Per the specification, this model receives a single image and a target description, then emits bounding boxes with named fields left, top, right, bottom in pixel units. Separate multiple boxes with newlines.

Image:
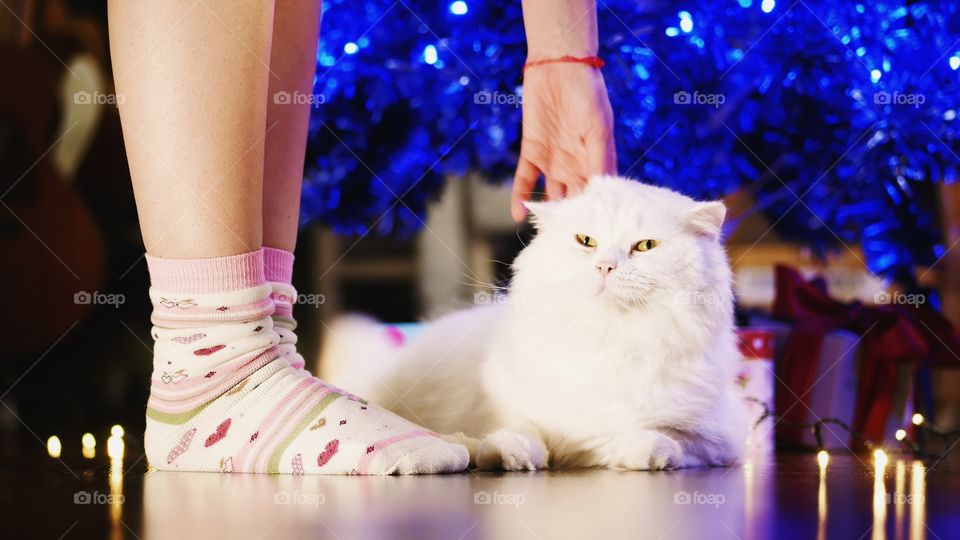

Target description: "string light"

left=873, top=448, right=889, bottom=468
left=107, top=435, right=125, bottom=460
left=46, top=436, right=62, bottom=458
left=81, top=432, right=96, bottom=459
left=746, top=397, right=959, bottom=462
left=817, top=449, right=829, bottom=469
left=111, top=425, right=124, bottom=438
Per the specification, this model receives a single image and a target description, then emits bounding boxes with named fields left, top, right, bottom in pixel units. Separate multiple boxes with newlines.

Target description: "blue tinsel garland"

left=303, top=0, right=959, bottom=281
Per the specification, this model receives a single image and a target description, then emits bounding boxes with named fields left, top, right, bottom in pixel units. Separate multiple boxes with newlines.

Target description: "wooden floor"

left=2, top=436, right=957, bottom=540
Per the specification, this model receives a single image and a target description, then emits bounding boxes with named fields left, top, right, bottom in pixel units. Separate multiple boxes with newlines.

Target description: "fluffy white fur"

left=322, top=175, right=749, bottom=471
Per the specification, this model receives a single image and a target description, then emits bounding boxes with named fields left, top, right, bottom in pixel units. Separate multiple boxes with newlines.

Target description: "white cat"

left=322, top=175, right=749, bottom=470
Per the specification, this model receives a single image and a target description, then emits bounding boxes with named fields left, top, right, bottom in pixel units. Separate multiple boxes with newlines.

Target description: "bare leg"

left=262, top=0, right=321, bottom=252
left=109, top=0, right=275, bottom=258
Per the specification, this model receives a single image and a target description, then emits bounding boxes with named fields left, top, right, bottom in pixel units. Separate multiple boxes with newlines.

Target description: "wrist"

left=526, top=48, right=598, bottom=63
left=524, top=55, right=604, bottom=72
left=522, top=0, right=598, bottom=62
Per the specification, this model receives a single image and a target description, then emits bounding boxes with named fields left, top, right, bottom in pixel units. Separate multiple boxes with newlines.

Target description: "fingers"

left=564, top=177, right=587, bottom=196
left=544, top=179, right=566, bottom=201
left=546, top=147, right=587, bottom=199
left=587, top=131, right=618, bottom=177
left=511, top=157, right=542, bottom=222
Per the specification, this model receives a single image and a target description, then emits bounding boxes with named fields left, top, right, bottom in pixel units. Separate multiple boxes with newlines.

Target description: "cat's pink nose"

left=596, top=261, right=617, bottom=276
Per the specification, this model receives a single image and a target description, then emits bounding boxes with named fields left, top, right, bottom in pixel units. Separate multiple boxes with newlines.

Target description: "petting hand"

left=511, top=63, right=617, bottom=222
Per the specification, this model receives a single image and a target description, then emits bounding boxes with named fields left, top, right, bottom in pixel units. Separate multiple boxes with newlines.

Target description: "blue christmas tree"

left=302, top=0, right=959, bottom=282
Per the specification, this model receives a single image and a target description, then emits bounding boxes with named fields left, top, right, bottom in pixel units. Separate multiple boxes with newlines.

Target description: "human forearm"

left=521, top=0, right=599, bottom=61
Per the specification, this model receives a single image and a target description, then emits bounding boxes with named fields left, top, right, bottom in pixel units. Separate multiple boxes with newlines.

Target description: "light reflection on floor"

left=11, top=428, right=951, bottom=540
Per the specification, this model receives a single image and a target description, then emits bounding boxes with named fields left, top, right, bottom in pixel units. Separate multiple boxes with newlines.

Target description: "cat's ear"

left=523, top=200, right=559, bottom=228
left=686, top=201, right=726, bottom=239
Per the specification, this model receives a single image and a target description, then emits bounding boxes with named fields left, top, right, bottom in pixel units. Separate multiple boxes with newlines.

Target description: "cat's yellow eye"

left=575, top=234, right=598, bottom=248
left=632, top=239, right=659, bottom=252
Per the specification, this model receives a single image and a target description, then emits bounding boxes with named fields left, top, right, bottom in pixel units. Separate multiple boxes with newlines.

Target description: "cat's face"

left=512, top=175, right=729, bottom=312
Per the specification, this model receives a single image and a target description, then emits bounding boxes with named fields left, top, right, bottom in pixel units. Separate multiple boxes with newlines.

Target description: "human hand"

left=511, top=63, right=617, bottom=222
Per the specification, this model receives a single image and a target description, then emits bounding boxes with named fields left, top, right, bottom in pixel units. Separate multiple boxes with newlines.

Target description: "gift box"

left=744, top=321, right=865, bottom=449
left=735, top=329, right=776, bottom=451
left=765, top=266, right=928, bottom=450
left=735, top=329, right=776, bottom=424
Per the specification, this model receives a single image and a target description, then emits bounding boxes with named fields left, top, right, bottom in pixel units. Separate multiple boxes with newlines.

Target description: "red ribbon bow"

left=772, top=265, right=933, bottom=446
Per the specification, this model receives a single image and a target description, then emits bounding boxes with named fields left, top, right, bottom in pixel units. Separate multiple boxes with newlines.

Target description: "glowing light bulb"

left=911, top=413, right=924, bottom=426
left=47, top=436, right=62, bottom=458
left=343, top=42, right=359, bottom=55
left=817, top=450, right=829, bottom=469
left=111, top=425, right=124, bottom=438
left=895, top=429, right=907, bottom=441
left=423, top=45, right=438, bottom=65
left=82, top=433, right=96, bottom=449
left=449, top=1, right=468, bottom=15
left=873, top=449, right=888, bottom=467
left=82, top=446, right=96, bottom=459
left=107, top=435, right=125, bottom=460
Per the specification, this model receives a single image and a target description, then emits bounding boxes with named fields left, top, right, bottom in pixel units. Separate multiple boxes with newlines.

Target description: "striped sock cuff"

left=146, top=250, right=265, bottom=294
left=263, top=247, right=295, bottom=285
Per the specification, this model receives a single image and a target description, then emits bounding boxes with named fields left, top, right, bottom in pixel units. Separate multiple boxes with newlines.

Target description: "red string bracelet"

left=523, top=55, right=605, bottom=72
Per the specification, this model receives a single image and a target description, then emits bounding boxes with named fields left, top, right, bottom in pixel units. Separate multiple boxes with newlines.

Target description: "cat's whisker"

left=456, top=280, right=508, bottom=292
left=514, top=231, right=529, bottom=249
left=457, top=273, right=507, bottom=290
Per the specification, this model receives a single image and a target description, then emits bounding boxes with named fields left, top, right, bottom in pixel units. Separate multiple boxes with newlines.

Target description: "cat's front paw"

left=611, top=431, right=683, bottom=470
left=476, top=430, right=548, bottom=471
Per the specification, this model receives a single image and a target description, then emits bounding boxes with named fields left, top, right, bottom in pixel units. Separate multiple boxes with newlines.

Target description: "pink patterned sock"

left=143, top=249, right=468, bottom=475
left=263, top=247, right=305, bottom=370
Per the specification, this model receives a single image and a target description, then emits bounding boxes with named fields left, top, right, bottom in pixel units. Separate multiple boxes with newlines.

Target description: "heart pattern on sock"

left=310, top=417, right=326, bottom=431
left=317, top=439, right=339, bottom=467
left=204, top=419, right=232, bottom=447
left=167, top=428, right=197, bottom=464
left=219, top=457, right=234, bottom=473
left=194, top=345, right=226, bottom=356
left=292, top=454, right=304, bottom=475
left=161, top=370, right=188, bottom=384
left=172, top=333, right=206, bottom=344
